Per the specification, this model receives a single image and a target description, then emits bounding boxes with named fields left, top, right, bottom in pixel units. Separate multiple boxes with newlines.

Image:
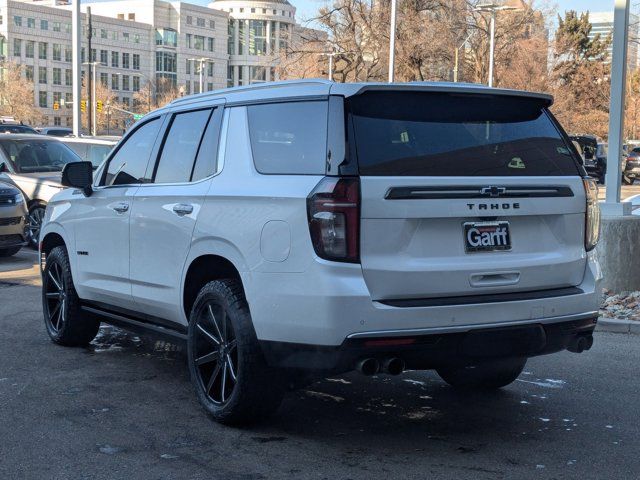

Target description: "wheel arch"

left=182, top=254, right=246, bottom=321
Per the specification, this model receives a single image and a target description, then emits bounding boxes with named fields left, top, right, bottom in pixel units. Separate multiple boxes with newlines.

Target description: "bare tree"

left=0, top=61, right=40, bottom=123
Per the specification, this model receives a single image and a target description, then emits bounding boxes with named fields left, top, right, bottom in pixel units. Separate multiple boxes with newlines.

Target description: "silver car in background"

left=0, top=181, right=28, bottom=257
left=58, top=137, right=117, bottom=170
left=0, top=134, right=82, bottom=247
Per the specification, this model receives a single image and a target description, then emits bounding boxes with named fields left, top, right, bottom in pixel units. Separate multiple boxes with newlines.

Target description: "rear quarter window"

left=247, top=101, right=327, bottom=175
left=347, top=91, right=581, bottom=177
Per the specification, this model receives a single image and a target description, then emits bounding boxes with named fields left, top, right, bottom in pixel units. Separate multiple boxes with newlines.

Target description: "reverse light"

left=583, top=178, right=601, bottom=251
left=307, top=177, right=360, bottom=263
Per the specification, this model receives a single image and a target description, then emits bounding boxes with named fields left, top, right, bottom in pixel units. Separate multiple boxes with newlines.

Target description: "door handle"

left=173, top=204, right=194, bottom=216
left=111, top=202, right=129, bottom=214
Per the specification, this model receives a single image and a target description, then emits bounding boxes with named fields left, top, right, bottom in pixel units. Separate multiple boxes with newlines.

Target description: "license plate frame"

left=463, top=221, right=512, bottom=253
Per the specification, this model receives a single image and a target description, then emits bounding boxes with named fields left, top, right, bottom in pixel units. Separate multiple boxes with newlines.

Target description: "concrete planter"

left=596, top=215, right=640, bottom=293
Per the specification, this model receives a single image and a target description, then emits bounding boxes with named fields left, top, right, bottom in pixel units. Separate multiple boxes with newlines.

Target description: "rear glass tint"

left=347, top=92, right=580, bottom=177
left=247, top=101, right=327, bottom=175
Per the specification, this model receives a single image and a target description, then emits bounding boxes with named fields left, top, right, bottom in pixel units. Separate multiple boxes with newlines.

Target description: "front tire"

left=42, top=246, right=100, bottom=346
left=27, top=204, right=46, bottom=249
left=187, top=279, right=285, bottom=425
left=436, top=357, right=527, bottom=390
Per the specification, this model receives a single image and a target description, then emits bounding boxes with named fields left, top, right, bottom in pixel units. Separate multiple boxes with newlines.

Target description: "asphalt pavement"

left=1, top=249, right=639, bottom=480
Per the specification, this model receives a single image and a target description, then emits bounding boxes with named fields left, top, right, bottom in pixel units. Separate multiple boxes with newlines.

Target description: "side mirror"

left=61, top=161, right=93, bottom=196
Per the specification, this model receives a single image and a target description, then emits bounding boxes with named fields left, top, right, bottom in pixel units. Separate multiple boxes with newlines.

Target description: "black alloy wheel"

left=193, top=302, right=239, bottom=405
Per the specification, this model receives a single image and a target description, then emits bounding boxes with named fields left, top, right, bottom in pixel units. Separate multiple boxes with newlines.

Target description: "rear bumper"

left=248, top=251, right=602, bottom=347
left=260, top=315, right=597, bottom=373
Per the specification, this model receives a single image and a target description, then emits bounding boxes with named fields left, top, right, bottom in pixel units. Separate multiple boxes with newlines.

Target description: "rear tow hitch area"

left=567, top=334, right=594, bottom=353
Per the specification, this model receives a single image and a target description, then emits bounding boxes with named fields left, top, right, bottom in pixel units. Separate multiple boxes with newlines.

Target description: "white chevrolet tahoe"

left=39, top=81, right=602, bottom=425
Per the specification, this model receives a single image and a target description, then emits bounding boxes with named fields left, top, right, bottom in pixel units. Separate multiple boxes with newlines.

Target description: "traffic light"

left=80, top=100, right=86, bottom=113
left=53, top=102, right=60, bottom=111
left=96, top=101, right=103, bottom=113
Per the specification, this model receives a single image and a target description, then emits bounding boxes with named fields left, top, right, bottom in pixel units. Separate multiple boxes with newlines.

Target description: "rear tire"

left=436, top=357, right=526, bottom=390
left=187, top=279, right=285, bottom=425
left=0, top=247, right=21, bottom=257
left=42, top=246, right=100, bottom=346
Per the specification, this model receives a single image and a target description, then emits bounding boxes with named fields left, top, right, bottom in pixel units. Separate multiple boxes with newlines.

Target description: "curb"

left=596, top=317, right=640, bottom=335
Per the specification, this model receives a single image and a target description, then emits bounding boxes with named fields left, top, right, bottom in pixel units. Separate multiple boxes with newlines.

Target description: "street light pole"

left=188, top=57, right=209, bottom=93
left=71, top=0, right=81, bottom=136
left=83, top=61, right=99, bottom=136
left=388, top=0, right=398, bottom=82
left=453, top=32, right=473, bottom=82
left=474, top=3, right=518, bottom=88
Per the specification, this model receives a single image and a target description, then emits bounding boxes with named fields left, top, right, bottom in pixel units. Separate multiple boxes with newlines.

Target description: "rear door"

left=348, top=91, right=587, bottom=301
left=129, top=104, right=224, bottom=324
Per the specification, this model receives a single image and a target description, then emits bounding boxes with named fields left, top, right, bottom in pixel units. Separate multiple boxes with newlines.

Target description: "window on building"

left=197, top=17, right=205, bottom=27
left=14, top=16, right=22, bottom=27
left=207, top=82, right=213, bottom=91
left=25, top=66, right=34, bottom=82
left=186, top=16, right=193, bottom=25
left=227, top=65, right=234, bottom=88
left=133, top=76, right=140, bottom=92
left=155, top=28, right=177, bottom=47
left=65, top=92, right=72, bottom=108
left=91, top=48, right=97, bottom=62
left=270, top=21, right=277, bottom=52
left=251, top=8, right=255, bottom=13
left=101, top=29, right=107, bottom=39
left=249, top=66, right=265, bottom=84
left=103, top=117, right=161, bottom=186
left=39, top=91, right=48, bottom=108
left=263, top=9, right=267, bottom=14
left=65, top=47, right=72, bottom=62
left=54, top=117, right=61, bottom=126
left=134, top=34, right=140, bottom=44
left=64, top=23, right=71, bottom=34
left=53, top=68, right=62, bottom=85
left=100, top=72, right=108, bottom=87
left=185, top=82, right=191, bottom=95
left=208, top=37, right=215, bottom=52
left=112, top=31, right=118, bottom=41
left=65, top=69, right=72, bottom=86
left=26, top=41, right=34, bottom=58
left=238, top=65, right=244, bottom=85
left=112, top=74, right=119, bottom=90
left=53, top=44, right=62, bottom=61
left=228, top=20, right=235, bottom=55
left=279, top=23, right=289, bottom=51
left=122, top=75, right=130, bottom=91
left=100, top=50, right=108, bottom=66
left=39, top=67, right=47, bottom=84
left=209, top=19, right=215, bottom=29
left=53, top=21, right=61, bottom=32
left=207, top=62, right=214, bottom=76
left=249, top=20, right=267, bottom=55
left=186, top=59, right=191, bottom=75
left=13, top=38, right=21, bottom=57
left=247, top=102, right=328, bottom=174
left=81, top=47, right=86, bottom=63
left=239, top=20, right=245, bottom=54
left=53, top=92, right=62, bottom=105
left=123, top=32, right=130, bottom=42
left=186, top=33, right=192, bottom=49
left=123, top=52, right=130, bottom=69
left=133, top=54, right=140, bottom=70
left=27, top=18, right=35, bottom=28
left=112, top=51, right=119, bottom=68
left=39, top=42, right=47, bottom=60
left=66, top=117, right=72, bottom=127
left=122, top=97, right=130, bottom=107
left=41, top=20, right=48, bottom=30
left=194, top=35, right=205, bottom=50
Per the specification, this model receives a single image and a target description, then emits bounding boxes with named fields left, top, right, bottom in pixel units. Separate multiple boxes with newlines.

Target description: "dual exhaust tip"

left=356, top=357, right=405, bottom=376
left=567, top=335, right=594, bottom=354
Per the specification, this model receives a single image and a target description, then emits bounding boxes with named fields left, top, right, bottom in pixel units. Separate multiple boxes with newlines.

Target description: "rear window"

left=347, top=91, right=580, bottom=177
left=247, top=101, right=327, bottom=175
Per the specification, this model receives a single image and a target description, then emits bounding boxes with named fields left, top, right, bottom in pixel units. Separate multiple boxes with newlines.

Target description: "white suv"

left=39, top=81, right=602, bottom=425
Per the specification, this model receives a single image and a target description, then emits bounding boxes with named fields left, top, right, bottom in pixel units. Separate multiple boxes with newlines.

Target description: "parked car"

left=0, top=117, right=39, bottom=135
left=624, top=146, right=640, bottom=184
left=58, top=137, right=117, bottom=169
left=37, top=127, right=73, bottom=137
left=0, top=180, right=28, bottom=257
left=40, top=81, right=601, bottom=425
left=0, top=135, right=82, bottom=247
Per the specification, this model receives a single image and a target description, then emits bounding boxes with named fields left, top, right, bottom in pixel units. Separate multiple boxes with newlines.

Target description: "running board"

left=82, top=306, right=188, bottom=342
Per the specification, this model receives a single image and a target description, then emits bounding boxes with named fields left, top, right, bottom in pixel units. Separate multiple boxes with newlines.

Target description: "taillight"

left=583, top=178, right=601, bottom=251
left=307, top=177, right=360, bottom=263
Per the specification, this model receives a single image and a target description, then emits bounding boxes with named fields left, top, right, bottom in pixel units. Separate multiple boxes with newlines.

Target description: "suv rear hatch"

left=346, top=90, right=587, bottom=302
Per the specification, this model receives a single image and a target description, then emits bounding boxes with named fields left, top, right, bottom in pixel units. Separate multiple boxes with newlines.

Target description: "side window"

left=191, top=108, right=223, bottom=182
left=103, top=118, right=161, bottom=186
left=247, top=101, right=328, bottom=174
left=153, top=109, right=212, bottom=184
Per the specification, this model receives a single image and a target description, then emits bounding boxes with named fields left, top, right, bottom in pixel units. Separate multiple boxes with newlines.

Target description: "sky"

left=86, top=0, right=622, bottom=25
